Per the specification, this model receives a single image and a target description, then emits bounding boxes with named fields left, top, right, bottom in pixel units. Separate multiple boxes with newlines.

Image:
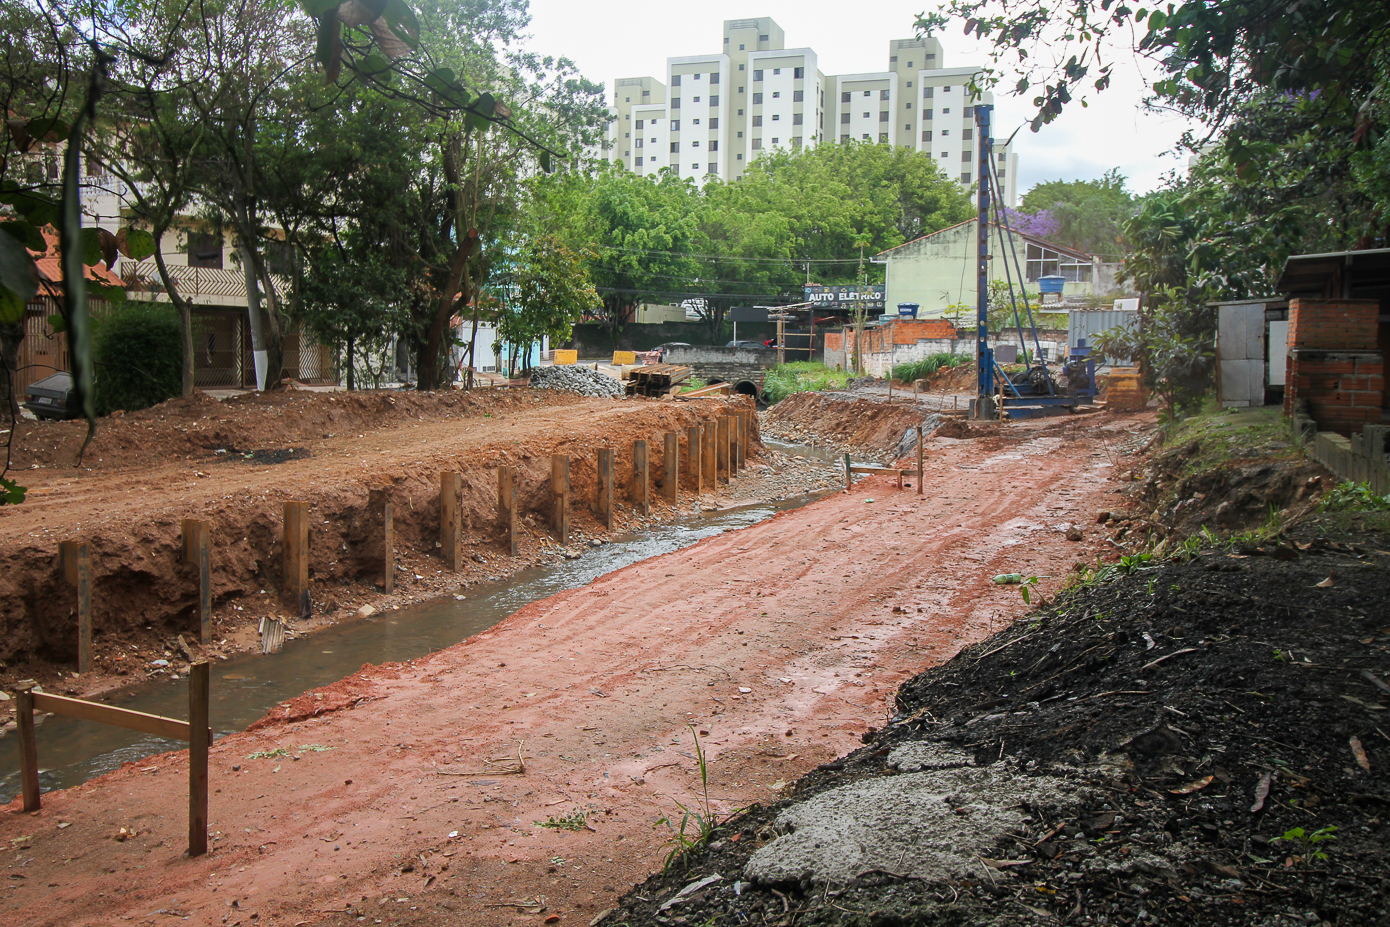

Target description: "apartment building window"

left=963, top=106, right=973, bottom=117
left=623, top=151, right=628, bottom=157
left=941, top=129, right=949, bottom=137
left=751, top=138, right=762, bottom=149
left=792, top=113, right=803, bottom=125
left=635, top=138, right=643, bottom=148
left=753, top=115, right=763, bottom=126
left=841, top=133, right=850, bottom=142
left=793, top=89, right=803, bottom=102
left=906, top=102, right=912, bottom=109
left=879, top=111, right=889, bottom=122
left=889, top=55, right=898, bottom=63
left=771, top=137, right=779, bottom=144
left=739, top=44, right=744, bottom=50
left=643, top=90, right=650, bottom=96
left=187, top=232, right=223, bottom=269
left=771, top=91, right=779, bottom=98
left=691, top=163, right=698, bottom=169
left=710, top=73, right=719, bottom=83
left=650, top=137, right=656, bottom=143
left=923, top=109, right=933, bottom=120
left=961, top=151, right=973, bottom=161
left=794, top=67, right=804, bottom=78
left=923, top=86, right=933, bottom=98
left=771, top=113, right=779, bottom=121
left=624, top=114, right=630, bottom=120
left=738, top=86, right=744, bottom=93
left=880, top=89, right=890, bottom=100
left=841, top=91, right=850, bottom=102
left=906, top=81, right=912, bottom=87
left=759, top=33, right=768, bottom=41
left=670, top=120, right=679, bottom=130
left=840, top=112, right=850, bottom=124
left=926, top=53, right=936, bottom=60
left=693, top=73, right=701, bottom=80
left=738, top=109, right=744, bottom=116
left=908, top=61, right=914, bottom=68
left=772, top=68, right=780, bottom=75
left=635, top=157, right=643, bottom=165
left=670, top=142, right=679, bottom=152
left=753, top=93, right=762, bottom=103
left=792, top=137, right=802, bottom=148
left=693, top=118, right=700, bottom=125
left=739, top=63, right=744, bottom=70
left=904, top=123, right=911, bottom=131
left=692, top=140, right=700, bottom=147
left=636, top=119, right=643, bottom=129
left=943, top=107, right=952, bottom=115
left=625, top=132, right=630, bottom=137
left=863, top=90, right=871, bottom=97
left=998, top=170, right=1006, bottom=179
left=709, top=163, right=718, bottom=173
left=710, top=141, right=718, bottom=151
left=672, top=75, right=681, bottom=85
left=862, top=133, right=870, bottom=140
left=624, top=96, right=630, bottom=103
left=943, top=85, right=951, bottom=92
left=710, top=118, right=719, bottom=128
left=737, top=153, right=743, bottom=159
left=961, top=172, right=971, bottom=183
left=693, top=96, right=700, bottom=103
left=671, top=97, right=681, bottom=109
left=962, top=129, right=973, bottom=140
left=862, top=111, right=869, bottom=118
left=879, top=132, right=888, bottom=142
left=999, top=153, right=1007, bottom=162
left=939, top=152, right=947, bottom=158
left=737, top=131, right=743, bottom=137
left=922, top=130, right=932, bottom=142
left=753, top=70, right=763, bottom=81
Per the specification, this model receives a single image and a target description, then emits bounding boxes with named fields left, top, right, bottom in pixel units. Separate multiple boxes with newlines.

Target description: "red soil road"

left=0, top=414, right=1144, bottom=927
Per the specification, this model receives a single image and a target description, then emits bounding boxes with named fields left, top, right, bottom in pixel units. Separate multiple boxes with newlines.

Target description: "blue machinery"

left=972, top=105, right=1096, bottom=419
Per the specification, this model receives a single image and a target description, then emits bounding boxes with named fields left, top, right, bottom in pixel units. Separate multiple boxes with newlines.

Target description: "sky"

left=519, top=0, right=1203, bottom=197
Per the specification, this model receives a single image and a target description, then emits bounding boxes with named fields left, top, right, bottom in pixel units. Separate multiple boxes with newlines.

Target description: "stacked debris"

left=625, top=364, right=692, bottom=398
left=527, top=364, right=625, bottom=398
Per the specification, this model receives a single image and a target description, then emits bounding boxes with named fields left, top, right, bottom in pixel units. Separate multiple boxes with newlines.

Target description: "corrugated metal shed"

left=1068, top=310, right=1137, bottom=365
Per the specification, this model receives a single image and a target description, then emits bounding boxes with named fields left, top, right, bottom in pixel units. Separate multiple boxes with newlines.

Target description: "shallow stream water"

left=0, top=496, right=817, bottom=803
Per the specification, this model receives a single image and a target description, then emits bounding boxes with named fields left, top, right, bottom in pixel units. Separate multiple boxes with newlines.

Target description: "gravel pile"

left=528, top=364, right=625, bottom=398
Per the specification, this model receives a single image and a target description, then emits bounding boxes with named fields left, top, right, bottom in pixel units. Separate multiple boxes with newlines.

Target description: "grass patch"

left=535, top=808, right=590, bottom=832
left=761, top=362, right=851, bottom=403
left=890, top=352, right=970, bottom=384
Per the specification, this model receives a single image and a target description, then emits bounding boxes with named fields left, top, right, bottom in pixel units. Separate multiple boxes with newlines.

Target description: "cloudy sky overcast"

left=521, top=0, right=1202, bottom=197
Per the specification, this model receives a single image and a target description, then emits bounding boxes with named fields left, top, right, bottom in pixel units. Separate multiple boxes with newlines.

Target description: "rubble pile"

left=528, top=364, right=625, bottom=398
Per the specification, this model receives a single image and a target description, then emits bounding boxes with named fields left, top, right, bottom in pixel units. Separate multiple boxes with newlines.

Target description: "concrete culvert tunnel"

left=706, top=377, right=763, bottom=402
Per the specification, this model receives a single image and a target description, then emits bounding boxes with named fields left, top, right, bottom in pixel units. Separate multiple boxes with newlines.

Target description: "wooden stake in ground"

left=14, top=681, right=39, bottom=812
left=843, top=452, right=852, bottom=491
left=664, top=432, right=679, bottom=503
left=58, top=540, right=92, bottom=673
left=551, top=455, right=570, bottom=544
left=687, top=425, right=702, bottom=492
left=703, top=420, right=717, bottom=488
left=382, top=496, right=394, bottom=593
left=181, top=520, right=212, bottom=644
left=597, top=447, right=615, bottom=531
left=717, top=416, right=731, bottom=481
left=917, top=424, right=924, bottom=495
left=283, top=501, right=310, bottom=617
left=633, top=440, right=650, bottom=515
left=188, top=661, right=210, bottom=857
left=498, top=465, right=518, bottom=555
left=440, top=472, right=462, bottom=570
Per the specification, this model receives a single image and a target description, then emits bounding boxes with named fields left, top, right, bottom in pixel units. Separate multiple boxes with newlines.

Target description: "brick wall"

left=1286, top=298, right=1379, bottom=351
left=1284, top=298, right=1384, bottom=435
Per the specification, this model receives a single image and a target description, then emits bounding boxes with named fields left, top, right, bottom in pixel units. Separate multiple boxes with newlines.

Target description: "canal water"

left=0, top=496, right=820, bottom=804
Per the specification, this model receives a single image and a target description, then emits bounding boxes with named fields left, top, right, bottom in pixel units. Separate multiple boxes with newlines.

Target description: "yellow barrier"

left=612, top=350, right=637, bottom=366
left=553, top=349, right=578, bottom=365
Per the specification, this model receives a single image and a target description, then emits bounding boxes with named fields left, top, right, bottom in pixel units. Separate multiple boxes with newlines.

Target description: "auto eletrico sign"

left=803, top=284, right=886, bottom=312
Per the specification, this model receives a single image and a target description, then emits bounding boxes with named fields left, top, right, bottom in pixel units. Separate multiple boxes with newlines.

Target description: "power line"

left=595, top=245, right=864, bottom=265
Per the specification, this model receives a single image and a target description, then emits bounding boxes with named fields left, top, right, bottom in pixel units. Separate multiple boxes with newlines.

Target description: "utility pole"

left=852, top=240, right=868, bottom=374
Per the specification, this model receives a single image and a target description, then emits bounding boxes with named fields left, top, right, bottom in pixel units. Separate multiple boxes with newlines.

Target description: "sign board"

left=727, top=306, right=770, bottom=323
left=1113, top=297, right=1140, bottom=312
left=804, top=284, right=885, bottom=313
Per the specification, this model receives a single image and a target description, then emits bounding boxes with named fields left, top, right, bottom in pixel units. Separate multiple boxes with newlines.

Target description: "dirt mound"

left=602, top=518, right=1390, bottom=926
left=763, top=392, right=938, bottom=460
left=934, top=418, right=995, bottom=440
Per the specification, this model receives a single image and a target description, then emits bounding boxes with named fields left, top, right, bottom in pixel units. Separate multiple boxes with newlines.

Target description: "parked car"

left=648, top=342, right=691, bottom=362
left=23, top=371, right=82, bottom=421
left=726, top=340, right=763, bottom=348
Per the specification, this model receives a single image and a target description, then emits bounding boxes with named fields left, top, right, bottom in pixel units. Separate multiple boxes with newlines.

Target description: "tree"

left=298, top=246, right=411, bottom=389
left=497, top=235, right=597, bottom=374
left=1017, top=168, right=1135, bottom=259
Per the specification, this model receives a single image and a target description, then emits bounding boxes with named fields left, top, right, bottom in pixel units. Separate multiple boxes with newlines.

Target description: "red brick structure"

left=1283, top=298, right=1384, bottom=435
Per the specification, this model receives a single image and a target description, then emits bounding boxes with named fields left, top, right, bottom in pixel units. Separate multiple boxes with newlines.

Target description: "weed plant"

left=761, top=362, right=851, bottom=403
left=655, top=725, right=717, bottom=872
left=890, top=352, right=970, bottom=384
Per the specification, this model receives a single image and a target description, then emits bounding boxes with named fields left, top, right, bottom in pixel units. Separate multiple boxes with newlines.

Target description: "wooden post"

left=686, top=425, right=702, bottom=492
left=440, top=472, right=461, bottom=570
left=664, top=432, right=679, bottom=503
left=59, top=540, right=91, bottom=673
left=597, top=447, right=615, bottom=531
left=917, top=424, right=924, bottom=495
left=181, top=520, right=212, bottom=645
left=551, top=455, right=570, bottom=544
left=188, top=661, right=210, bottom=857
left=283, top=501, right=310, bottom=617
left=633, top=440, right=650, bottom=515
left=777, top=317, right=785, bottom=365
left=844, top=452, right=852, bottom=491
left=703, top=420, right=717, bottom=489
left=498, top=466, right=518, bottom=555
left=382, top=497, right=394, bottom=593
left=716, top=416, right=730, bottom=481
left=15, top=681, right=40, bottom=812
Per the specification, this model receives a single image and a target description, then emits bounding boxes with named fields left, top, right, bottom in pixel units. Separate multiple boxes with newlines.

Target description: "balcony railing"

left=120, top=259, right=290, bottom=302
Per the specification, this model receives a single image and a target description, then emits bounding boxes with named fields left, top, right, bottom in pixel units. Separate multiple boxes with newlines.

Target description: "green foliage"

left=92, top=303, right=183, bottom=415
left=1276, top=825, right=1338, bottom=863
left=1319, top=481, right=1390, bottom=513
left=535, top=808, right=589, bottom=832
left=891, top=352, right=970, bottom=384
left=655, top=725, right=717, bottom=873
left=761, top=362, right=851, bottom=403
left=1018, top=168, right=1136, bottom=260
left=1092, top=287, right=1216, bottom=424
left=501, top=235, right=599, bottom=367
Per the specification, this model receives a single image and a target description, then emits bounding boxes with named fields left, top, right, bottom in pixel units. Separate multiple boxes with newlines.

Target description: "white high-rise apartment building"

left=604, top=18, right=1018, bottom=205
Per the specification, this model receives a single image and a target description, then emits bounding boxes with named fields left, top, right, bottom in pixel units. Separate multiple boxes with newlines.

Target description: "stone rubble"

left=528, top=364, right=626, bottom=398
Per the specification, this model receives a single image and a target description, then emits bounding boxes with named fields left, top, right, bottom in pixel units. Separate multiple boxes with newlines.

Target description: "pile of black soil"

left=602, top=517, right=1390, bottom=927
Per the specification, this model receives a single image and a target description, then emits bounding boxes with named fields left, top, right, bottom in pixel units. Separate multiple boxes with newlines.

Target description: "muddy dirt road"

left=0, top=413, right=1146, bottom=927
